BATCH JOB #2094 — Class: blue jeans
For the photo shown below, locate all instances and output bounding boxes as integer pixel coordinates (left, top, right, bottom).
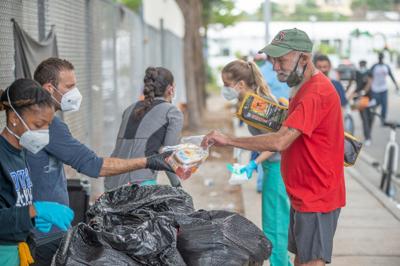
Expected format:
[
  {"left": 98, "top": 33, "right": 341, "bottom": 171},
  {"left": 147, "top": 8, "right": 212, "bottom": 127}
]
[{"left": 372, "top": 90, "right": 388, "bottom": 121}]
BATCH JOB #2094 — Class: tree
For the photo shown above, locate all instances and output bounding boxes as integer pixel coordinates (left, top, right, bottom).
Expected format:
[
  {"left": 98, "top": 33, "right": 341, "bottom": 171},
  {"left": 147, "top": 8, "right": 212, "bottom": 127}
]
[
  {"left": 176, "top": 0, "right": 204, "bottom": 129},
  {"left": 251, "top": 2, "right": 284, "bottom": 21},
  {"left": 251, "top": 0, "right": 348, "bottom": 21},
  {"left": 115, "top": 0, "right": 142, "bottom": 11},
  {"left": 201, "top": 0, "right": 241, "bottom": 108},
  {"left": 351, "top": 0, "right": 396, "bottom": 11},
  {"left": 175, "top": 0, "right": 241, "bottom": 129},
  {"left": 202, "top": 0, "right": 241, "bottom": 29}
]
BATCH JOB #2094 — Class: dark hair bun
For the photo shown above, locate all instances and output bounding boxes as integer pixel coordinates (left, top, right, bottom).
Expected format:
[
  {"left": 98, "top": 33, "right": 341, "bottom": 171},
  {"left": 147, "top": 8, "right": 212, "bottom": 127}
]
[
  {"left": 143, "top": 67, "right": 158, "bottom": 98},
  {"left": 144, "top": 67, "right": 158, "bottom": 83},
  {"left": 136, "top": 67, "right": 174, "bottom": 119}
]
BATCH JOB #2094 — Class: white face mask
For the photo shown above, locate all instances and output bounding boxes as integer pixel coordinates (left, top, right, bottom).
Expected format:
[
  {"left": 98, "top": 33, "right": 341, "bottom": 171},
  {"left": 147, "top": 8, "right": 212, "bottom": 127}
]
[
  {"left": 172, "top": 87, "right": 177, "bottom": 101},
  {"left": 52, "top": 86, "right": 82, "bottom": 112},
  {"left": 6, "top": 89, "right": 49, "bottom": 154},
  {"left": 221, "top": 85, "right": 239, "bottom": 101},
  {"left": 6, "top": 127, "right": 49, "bottom": 154}
]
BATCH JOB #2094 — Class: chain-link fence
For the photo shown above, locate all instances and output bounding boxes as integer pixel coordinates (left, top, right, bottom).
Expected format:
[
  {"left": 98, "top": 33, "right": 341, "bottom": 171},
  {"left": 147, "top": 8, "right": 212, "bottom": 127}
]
[{"left": 0, "top": 0, "right": 186, "bottom": 196}]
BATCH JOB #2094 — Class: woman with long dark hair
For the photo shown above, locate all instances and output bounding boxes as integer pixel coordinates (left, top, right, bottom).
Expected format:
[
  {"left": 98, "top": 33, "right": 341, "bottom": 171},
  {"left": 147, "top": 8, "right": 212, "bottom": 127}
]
[{"left": 105, "top": 67, "right": 184, "bottom": 190}]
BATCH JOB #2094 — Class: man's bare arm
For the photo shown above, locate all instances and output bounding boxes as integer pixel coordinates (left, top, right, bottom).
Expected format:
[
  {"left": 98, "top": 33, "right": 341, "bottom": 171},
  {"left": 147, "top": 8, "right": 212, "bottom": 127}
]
[
  {"left": 99, "top": 151, "right": 173, "bottom": 177},
  {"left": 227, "top": 126, "right": 301, "bottom": 152},
  {"left": 100, "top": 157, "right": 147, "bottom": 177}
]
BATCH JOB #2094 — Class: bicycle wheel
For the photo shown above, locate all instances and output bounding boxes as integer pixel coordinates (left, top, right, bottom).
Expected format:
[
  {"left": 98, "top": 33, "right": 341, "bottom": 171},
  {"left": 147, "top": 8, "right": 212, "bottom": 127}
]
[{"left": 344, "top": 114, "right": 354, "bottom": 135}]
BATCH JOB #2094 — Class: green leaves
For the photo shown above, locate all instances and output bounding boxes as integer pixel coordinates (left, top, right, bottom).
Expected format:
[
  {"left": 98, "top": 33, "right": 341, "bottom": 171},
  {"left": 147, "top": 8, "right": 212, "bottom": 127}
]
[
  {"left": 116, "top": 0, "right": 142, "bottom": 12},
  {"left": 203, "top": 0, "right": 242, "bottom": 28}
]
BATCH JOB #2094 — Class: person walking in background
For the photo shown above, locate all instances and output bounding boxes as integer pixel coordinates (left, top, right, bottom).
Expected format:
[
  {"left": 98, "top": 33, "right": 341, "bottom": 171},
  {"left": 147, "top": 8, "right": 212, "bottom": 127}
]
[
  {"left": 353, "top": 60, "right": 373, "bottom": 146},
  {"left": 314, "top": 54, "right": 348, "bottom": 108},
  {"left": 104, "top": 67, "right": 183, "bottom": 190},
  {"left": 369, "top": 52, "right": 399, "bottom": 122},
  {"left": 221, "top": 59, "right": 292, "bottom": 266}
]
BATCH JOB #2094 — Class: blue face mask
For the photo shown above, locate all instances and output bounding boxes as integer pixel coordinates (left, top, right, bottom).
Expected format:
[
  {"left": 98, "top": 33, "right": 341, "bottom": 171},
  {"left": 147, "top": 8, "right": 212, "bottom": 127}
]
[{"left": 221, "top": 83, "right": 239, "bottom": 101}]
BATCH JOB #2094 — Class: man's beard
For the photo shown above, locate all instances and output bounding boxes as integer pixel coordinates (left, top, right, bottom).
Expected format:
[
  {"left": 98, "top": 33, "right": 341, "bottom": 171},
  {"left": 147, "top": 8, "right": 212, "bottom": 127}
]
[
  {"left": 277, "top": 65, "right": 305, "bottom": 83},
  {"left": 276, "top": 71, "right": 290, "bottom": 82}
]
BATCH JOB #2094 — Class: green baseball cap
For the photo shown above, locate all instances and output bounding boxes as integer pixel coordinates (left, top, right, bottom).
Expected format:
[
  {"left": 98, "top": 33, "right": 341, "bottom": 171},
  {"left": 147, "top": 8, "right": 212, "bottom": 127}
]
[{"left": 259, "top": 28, "right": 313, "bottom": 57}]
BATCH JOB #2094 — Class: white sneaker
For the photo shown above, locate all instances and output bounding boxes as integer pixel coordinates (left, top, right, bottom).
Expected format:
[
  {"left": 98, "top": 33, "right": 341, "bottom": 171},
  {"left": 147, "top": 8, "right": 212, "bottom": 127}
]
[{"left": 364, "top": 139, "right": 371, "bottom": 147}]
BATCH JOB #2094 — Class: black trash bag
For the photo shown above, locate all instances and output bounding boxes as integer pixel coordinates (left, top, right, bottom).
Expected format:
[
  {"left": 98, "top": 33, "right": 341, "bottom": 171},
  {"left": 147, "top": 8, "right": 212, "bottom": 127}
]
[
  {"left": 53, "top": 214, "right": 186, "bottom": 266},
  {"left": 54, "top": 185, "right": 189, "bottom": 266},
  {"left": 87, "top": 184, "right": 194, "bottom": 220},
  {"left": 177, "top": 210, "right": 272, "bottom": 266},
  {"left": 344, "top": 132, "right": 363, "bottom": 167},
  {"left": 90, "top": 212, "right": 186, "bottom": 265},
  {"left": 52, "top": 223, "right": 139, "bottom": 266}
]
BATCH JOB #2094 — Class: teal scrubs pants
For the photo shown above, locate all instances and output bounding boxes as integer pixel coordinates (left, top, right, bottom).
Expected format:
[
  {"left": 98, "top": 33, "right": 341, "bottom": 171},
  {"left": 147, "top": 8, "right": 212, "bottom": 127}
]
[
  {"left": 261, "top": 160, "right": 292, "bottom": 266},
  {"left": 0, "top": 245, "right": 19, "bottom": 266},
  {"left": 140, "top": 179, "right": 157, "bottom": 186}
]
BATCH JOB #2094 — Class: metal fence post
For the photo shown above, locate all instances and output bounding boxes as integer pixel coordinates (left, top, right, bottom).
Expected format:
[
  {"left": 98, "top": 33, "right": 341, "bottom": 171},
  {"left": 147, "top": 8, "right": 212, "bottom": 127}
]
[{"left": 37, "top": 0, "right": 46, "bottom": 41}]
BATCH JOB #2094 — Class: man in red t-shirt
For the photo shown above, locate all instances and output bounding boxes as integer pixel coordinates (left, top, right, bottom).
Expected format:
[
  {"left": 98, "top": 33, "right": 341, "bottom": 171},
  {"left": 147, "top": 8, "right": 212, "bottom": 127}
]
[{"left": 202, "top": 28, "right": 345, "bottom": 266}]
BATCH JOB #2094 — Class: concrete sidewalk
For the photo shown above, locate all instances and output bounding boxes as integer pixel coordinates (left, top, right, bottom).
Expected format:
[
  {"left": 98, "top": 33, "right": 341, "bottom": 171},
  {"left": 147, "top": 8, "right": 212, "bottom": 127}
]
[{"left": 233, "top": 118, "right": 400, "bottom": 266}]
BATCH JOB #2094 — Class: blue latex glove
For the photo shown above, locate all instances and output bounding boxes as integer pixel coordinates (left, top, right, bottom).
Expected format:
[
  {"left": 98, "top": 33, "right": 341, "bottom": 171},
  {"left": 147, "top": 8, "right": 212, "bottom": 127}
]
[
  {"left": 240, "top": 160, "right": 258, "bottom": 179},
  {"left": 35, "top": 217, "right": 52, "bottom": 233},
  {"left": 227, "top": 163, "right": 239, "bottom": 174},
  {"left": 33, "top": 201, "right": 74, "bottom": 231}
]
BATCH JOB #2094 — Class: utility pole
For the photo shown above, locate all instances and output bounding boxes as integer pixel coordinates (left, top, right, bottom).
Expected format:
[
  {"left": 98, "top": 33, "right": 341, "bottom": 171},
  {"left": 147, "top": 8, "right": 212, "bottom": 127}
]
[{"left": 264, "top": 0, "right": 271, "bottom": 44}]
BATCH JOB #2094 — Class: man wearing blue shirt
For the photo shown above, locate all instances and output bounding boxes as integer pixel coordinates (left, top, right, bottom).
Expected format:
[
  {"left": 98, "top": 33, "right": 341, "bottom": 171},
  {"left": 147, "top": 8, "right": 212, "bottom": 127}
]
[
  {"left": 314, "top": 54, "right": 348, "bottom": 107},
  {"left": 28, "top": 58, "right": 173, "bottom": 265}
]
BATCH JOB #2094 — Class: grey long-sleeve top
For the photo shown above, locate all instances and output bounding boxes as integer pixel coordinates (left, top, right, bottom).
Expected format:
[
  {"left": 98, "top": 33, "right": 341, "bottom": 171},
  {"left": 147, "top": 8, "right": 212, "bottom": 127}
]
[{"left": 104, "top": 97, "right": 183, "bottom": 190}]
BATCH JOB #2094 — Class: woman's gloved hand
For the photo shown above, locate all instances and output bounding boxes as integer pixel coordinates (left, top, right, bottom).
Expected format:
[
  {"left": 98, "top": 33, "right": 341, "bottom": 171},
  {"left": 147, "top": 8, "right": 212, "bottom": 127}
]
[
  {"left": 33, "top": 201, "right": 74, "bottom": 231},
  {"left": 34, "top": 217, "right": 52, "bottom": 233},
  {"left": 146, "top": 151, "right": 174, "bottom": 172},
  {"left": 240, "top": 160, "right": 258, "bottom": 179}
]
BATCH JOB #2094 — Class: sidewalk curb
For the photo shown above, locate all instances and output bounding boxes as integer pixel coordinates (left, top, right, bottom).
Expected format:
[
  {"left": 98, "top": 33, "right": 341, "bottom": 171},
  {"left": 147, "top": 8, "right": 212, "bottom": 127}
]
[
  {"left": 358, "top": 149, "right": 400, "bottom": 190},
  {"left": 346, "top": 167, "right": 400, "bottom": 221},
  {"left": 358, "top": 150, "right": 379, "bottom": 166}
]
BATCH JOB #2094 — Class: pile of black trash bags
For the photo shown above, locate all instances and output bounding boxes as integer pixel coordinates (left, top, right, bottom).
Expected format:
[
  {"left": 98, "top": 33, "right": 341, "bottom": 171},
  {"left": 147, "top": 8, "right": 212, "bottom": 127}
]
[{"left": 52, "top": 185, "right": 272, "bottom": 266}]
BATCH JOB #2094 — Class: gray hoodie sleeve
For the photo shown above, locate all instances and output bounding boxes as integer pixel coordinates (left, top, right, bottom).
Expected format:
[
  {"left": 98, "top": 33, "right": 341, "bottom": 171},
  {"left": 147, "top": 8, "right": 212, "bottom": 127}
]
[
  {"left": 164, "top": 106, "right": 184, "bottom": 186},
  {"left": 163, "top": 106, "right": 184, "bottom": 146}
]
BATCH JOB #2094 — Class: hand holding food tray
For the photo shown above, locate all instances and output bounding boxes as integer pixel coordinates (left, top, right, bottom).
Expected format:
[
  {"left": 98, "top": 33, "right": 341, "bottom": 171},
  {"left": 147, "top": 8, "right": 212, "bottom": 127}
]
[
  {"left": 162, "top": 135, "right": 213, "bottom": 180},
  {"left": 237, "top": 93, "right": 363, "bottom": 167}
]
